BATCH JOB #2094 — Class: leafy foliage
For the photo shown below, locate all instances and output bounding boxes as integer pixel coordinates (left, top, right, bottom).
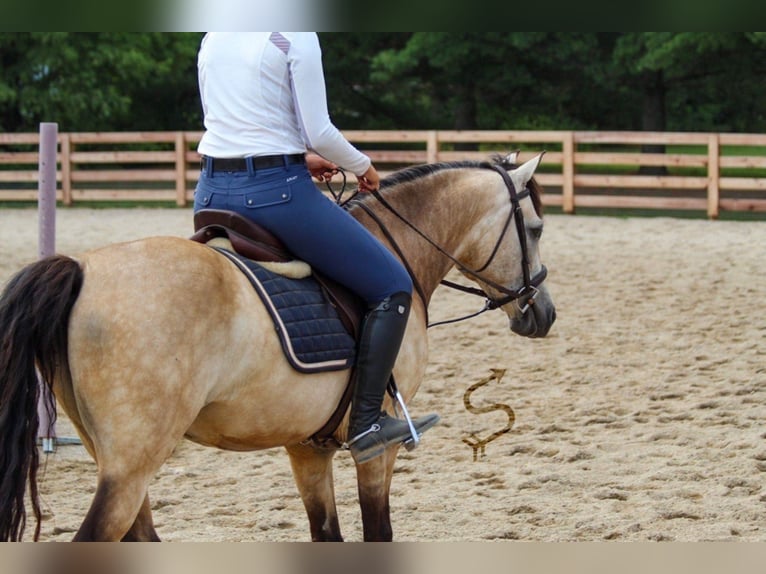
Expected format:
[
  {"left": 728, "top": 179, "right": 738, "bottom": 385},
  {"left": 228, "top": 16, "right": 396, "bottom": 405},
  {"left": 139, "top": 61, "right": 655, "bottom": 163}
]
[
  {"left": 0, "top": 32, "right": 202, "bottom": 132},
  {"left": 1, "top": 33, "right": 765, "bottom": 134}
]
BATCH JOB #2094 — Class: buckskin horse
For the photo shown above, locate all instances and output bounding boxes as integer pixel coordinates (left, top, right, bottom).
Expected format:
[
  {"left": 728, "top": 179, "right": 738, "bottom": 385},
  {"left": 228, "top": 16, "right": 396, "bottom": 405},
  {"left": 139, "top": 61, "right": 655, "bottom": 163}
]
[{"left": 0, "top": 153, "right": 555, "bottom": 541}]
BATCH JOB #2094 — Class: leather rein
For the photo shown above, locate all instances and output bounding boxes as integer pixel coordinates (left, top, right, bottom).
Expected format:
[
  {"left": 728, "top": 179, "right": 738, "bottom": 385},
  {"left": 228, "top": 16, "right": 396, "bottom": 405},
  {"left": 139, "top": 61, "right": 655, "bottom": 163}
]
[{"left": 338, "top": 164, "right": 548, "bottom": 328}]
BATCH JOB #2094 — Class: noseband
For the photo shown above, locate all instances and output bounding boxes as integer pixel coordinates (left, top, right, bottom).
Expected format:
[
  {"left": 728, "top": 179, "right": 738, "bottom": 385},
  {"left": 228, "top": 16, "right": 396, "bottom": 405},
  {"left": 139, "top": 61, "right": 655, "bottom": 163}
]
[{"left": 349, "top": 164, "right": 547, "bottom": 327}]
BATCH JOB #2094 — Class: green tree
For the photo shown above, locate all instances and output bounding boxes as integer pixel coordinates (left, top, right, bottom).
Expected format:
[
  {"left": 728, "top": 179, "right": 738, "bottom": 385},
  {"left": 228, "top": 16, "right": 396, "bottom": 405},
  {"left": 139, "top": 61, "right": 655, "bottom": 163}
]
[
  {"left": 0, "top": 32, "right": 201, "bottom": 132},
  {"left": 609, "top": 32, "right": 766, "bottom": 172},
  {"left": 326, "top": 32, "right": 766, "bottom": 135},
  {"left": 319, "top": 32, "right": 414, "bottom": 129},
  {"left": 122, "top": 33, "right": 203, "bottom": 131},
  {"left": 358, "top": 33, "right": 622, "bottom": 133},
  {"left": 3, "top": 33, "right": 766, "bottom": 136},
  {"left": 613, "top": 32, "right": 766, "bottom": 133}
]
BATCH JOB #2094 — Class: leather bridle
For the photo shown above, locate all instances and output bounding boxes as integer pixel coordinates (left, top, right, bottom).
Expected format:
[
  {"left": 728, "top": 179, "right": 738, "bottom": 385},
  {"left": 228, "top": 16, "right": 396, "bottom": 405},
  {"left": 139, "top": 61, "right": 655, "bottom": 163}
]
[{"left": 347, "top": 163, "right": 548, "bottom": 327}]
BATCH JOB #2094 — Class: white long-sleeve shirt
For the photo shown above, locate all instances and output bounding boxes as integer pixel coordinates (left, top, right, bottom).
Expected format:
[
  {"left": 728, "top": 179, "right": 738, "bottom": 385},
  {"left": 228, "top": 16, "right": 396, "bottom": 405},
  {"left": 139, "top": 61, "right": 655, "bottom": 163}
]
[{"left": 197, "top": 32, "right": 371, "bottom": 176}]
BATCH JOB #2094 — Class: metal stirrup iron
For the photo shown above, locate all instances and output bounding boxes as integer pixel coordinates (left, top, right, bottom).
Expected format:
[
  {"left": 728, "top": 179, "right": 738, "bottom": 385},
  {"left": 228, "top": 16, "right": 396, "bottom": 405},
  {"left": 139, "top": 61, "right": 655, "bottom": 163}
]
[{"left": 389, "top": 382, "right": 421, "bottom": 451}]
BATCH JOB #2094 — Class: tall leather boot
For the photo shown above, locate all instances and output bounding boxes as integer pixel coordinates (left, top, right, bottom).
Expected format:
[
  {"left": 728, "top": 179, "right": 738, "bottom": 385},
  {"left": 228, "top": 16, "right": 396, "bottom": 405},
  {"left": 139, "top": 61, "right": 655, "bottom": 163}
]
[{"left": 347, "top": 291, "right": 440, "bottom": 464}]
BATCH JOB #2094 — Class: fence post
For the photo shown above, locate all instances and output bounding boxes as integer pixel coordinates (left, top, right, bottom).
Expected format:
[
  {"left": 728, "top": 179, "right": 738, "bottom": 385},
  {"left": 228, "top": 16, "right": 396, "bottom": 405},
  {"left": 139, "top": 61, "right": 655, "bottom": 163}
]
[
  {"left": 175, "top": 131, "right": 187, "bottom": 207},
  {"left": 37, "top": 122, "right": 58, "bottom": 453},
  {"left": 707, "top": 133, "right": 720, "bottom": 219},
  {"left": 562, "top": 131, "right": 575, "bottom": 214},
  {"left": 427, "top": 131, "right": 438, "bottom": 163},
  {"left": 60, "top": 133, "right": 72, "bottom": 206}
]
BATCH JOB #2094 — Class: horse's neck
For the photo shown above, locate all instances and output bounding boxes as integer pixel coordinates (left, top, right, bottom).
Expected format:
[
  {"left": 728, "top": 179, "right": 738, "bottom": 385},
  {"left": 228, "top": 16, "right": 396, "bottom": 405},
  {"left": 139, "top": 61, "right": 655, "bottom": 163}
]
[{"left": 352, "top": 170, "right": 497, "bottom": 304}]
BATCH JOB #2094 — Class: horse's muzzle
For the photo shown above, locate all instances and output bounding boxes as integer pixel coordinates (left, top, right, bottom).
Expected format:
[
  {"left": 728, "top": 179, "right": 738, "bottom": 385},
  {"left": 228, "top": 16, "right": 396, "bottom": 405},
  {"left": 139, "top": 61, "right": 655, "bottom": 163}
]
[{"left": 509, "top": 288, "right": 556, "bottom": 338}]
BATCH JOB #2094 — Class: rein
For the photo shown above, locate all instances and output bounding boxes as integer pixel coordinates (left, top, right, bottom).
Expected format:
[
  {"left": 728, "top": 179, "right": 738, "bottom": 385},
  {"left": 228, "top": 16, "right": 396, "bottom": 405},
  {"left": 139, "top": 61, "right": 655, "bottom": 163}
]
[
  {"left": 330, "top": 164, "right": 547, "bottom": 328},
  {"left": 324, "top": 168, "right": 349, "bottom": 203}
]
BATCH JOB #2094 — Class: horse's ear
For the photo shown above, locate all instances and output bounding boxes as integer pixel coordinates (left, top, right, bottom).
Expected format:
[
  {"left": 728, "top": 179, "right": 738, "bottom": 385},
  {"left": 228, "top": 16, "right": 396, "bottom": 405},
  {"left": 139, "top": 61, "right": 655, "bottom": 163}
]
[
  {"left": 504, "top": 150, "right": 521, "bottom": 165},
  {"left": 509, "top": 151, "right": 545, "bottom": 188}
]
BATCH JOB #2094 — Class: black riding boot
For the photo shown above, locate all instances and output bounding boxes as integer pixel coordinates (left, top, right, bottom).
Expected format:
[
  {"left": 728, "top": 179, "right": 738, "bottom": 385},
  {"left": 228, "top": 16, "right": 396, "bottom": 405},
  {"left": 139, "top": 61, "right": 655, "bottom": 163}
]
[{"left": 347, "top": 291, "right": 440, "bottom": 464}]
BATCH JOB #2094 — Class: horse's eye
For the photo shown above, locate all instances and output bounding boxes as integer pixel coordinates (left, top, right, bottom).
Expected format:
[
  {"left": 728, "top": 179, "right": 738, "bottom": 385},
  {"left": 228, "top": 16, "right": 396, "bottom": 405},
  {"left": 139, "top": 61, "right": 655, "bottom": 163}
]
[{"left": 529, "top": 225, "right": 543, "bottom": 240}]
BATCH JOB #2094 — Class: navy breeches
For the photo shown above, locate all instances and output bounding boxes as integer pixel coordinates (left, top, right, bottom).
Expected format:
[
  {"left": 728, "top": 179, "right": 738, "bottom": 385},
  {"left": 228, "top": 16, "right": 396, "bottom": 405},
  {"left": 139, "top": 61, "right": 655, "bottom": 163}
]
[{"left": 194, "top": 161, "right": 412, "bottom": 306}]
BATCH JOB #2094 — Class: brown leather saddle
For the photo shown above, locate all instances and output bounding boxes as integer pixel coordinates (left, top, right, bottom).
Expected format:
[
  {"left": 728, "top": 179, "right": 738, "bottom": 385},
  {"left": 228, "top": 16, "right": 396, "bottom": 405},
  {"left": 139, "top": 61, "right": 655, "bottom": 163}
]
[{"left": 190, "top": 209, "right": 365, "bottom": 446}]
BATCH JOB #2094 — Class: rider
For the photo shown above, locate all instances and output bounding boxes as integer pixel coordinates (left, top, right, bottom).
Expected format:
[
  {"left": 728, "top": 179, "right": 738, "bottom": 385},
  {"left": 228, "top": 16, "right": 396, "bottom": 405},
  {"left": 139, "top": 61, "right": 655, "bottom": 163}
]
[{"left": 194, "top": 32, "right": 439, "bottom": 463}]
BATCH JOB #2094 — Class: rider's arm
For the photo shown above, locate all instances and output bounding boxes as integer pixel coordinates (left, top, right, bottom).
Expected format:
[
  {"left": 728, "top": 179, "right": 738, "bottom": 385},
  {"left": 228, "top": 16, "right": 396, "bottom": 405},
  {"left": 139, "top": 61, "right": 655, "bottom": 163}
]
[{"left": 287, "top": 34, "right": 372, "bottom": 179}]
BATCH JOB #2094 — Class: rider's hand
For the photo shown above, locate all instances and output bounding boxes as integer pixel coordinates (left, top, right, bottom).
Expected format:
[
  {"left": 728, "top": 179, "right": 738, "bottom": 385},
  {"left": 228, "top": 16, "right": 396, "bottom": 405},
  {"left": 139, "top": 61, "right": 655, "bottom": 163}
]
[
  {"left": 306, "top": 153, "right": 338, "bottom": 182},
  {"left": 357, "top": 164, "right": 380, "bottom": 193}
]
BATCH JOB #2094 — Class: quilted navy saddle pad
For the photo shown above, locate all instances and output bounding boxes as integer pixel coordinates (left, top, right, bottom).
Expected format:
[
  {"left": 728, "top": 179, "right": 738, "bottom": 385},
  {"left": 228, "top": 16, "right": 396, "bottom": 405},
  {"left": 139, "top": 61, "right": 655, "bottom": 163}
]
[{"left": 214, "top": 247, "right": 356, "bottom": 373}]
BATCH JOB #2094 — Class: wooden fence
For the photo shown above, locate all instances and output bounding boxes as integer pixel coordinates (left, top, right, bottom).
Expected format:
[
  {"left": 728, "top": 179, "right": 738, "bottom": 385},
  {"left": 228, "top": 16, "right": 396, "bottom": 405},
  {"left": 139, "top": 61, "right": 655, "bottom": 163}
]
[{"left": 1, "top": 130, "right": 765, "bottom": 218}]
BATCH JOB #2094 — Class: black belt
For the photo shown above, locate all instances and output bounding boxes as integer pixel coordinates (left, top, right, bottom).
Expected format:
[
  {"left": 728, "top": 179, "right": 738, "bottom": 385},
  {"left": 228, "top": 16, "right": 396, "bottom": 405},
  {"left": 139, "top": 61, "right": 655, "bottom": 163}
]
[{"left": 203, "top": 153, "right": 305, "bottom": 173}]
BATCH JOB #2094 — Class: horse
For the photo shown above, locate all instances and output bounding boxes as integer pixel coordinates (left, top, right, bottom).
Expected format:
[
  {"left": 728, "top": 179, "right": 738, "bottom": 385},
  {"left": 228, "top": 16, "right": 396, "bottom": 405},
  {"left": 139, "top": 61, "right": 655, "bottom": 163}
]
[{"left": 0, "top": 152, "right": 555, "bottom": 542}]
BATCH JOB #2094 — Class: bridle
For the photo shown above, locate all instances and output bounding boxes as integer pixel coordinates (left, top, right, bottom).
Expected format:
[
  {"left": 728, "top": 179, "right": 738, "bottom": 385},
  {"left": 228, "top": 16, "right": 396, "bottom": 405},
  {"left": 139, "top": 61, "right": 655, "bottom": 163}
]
[{"left": 340, "top": 163, "right": 548, "bottom": 328}]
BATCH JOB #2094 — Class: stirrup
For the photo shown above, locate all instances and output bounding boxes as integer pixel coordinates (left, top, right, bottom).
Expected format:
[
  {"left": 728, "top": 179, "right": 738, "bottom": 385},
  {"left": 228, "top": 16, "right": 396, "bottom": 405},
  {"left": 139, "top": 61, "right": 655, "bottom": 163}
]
[
  {"left": 345, "top": 412, "right": 440, "bottom": 463},
  {"left": 391, "top": 388, "right": 421, "bottom": 451}
]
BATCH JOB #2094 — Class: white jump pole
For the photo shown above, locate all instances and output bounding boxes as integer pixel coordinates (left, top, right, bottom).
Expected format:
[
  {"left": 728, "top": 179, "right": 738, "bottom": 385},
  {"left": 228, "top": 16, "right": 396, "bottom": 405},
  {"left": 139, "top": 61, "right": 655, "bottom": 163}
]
[{"left": 37, "top": 122, "right": 58, "bottom": 453}]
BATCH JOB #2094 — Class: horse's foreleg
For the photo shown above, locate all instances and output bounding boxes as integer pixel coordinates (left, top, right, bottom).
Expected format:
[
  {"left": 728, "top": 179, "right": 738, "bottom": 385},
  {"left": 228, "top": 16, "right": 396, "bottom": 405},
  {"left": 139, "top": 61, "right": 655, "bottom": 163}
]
[
  {"left": 120, "top": 494, "right": 161, "bottom": 542},
  {"left": 285, "top": 443, "right": 343, "bottom": 542},
  {"left": 355, "top": 448, "right": 398, "bottom": 541}
]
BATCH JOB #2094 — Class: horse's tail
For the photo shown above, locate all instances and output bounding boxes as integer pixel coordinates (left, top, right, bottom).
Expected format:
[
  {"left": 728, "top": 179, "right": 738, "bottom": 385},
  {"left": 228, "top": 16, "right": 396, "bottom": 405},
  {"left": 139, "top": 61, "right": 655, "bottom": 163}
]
[{"left": 0, "top": 255, "right": 83, "bottom": 542}]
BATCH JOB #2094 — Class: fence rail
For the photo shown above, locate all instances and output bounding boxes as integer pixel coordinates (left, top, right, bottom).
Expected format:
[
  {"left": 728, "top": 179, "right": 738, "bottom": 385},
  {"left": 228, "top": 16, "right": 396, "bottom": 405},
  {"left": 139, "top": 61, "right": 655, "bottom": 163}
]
[{"left": 2, "top": 130, "right": 766, "bottom": 218}]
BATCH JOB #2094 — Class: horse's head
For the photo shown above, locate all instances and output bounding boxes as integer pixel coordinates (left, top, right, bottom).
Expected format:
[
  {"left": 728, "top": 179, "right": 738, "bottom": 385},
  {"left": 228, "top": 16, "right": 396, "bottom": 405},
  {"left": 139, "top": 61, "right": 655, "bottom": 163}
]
[
  {"left": 363, "top": 153, "right": 555, "bottom": 338},
  {"left": 459, "top": 152, "right": 556, "bottom": 338}
]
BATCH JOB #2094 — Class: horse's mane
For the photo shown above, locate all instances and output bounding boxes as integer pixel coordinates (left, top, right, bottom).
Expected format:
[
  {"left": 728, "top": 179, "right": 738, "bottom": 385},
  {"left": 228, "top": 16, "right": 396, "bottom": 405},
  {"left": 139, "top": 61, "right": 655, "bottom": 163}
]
[{"left": 377, "top": 155, "right": 543, "bottom": 216}]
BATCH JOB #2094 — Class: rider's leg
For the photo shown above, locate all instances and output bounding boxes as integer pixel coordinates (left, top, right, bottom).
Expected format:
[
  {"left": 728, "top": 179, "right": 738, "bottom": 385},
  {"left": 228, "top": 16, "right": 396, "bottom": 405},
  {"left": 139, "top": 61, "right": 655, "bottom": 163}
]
[{"left": 346, "top": 291, "right": 439, "bottom": 463}]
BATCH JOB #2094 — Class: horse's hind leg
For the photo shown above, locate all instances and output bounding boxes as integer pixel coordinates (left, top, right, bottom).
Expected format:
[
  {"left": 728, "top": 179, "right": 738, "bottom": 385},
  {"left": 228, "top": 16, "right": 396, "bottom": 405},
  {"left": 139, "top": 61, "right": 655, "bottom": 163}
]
[
  {"left": 285, "top": 443, "right": 343, "bottom": 541},
  {"left": 121, "top": 494, "right": 161, "bottom": 542},
  {"left": 355, "top": 449, "right": 398, "bottom": 541},
  {"left": 72, "top": 465, "right": 158, "bottom": 542},
  {"left": 69, "top": 421, "right": 184, "bottom": 541},
  {"left": 51, "top": 385, "right": 160, "bottom": 541}
]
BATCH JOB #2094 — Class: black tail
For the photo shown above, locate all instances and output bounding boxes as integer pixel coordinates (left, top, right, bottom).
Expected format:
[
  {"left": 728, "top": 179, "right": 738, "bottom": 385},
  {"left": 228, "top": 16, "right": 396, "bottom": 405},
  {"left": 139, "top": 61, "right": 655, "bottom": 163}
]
[{"left": 0, "top": 255, "right": 83, "bottom": 541}]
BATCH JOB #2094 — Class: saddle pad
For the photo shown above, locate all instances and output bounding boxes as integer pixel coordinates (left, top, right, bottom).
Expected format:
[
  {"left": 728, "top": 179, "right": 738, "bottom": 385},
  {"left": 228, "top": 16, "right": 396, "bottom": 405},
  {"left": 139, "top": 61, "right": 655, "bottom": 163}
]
[{"left": 214, "top": 247, "right": 356, "bottom": 373}]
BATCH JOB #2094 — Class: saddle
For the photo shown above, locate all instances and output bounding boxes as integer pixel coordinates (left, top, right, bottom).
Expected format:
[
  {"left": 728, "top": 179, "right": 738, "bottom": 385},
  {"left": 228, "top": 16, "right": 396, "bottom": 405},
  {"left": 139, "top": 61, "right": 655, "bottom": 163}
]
[
  {"left": 190, "top": 209, "right": 364, "bottom": 339},
  {"left": 190, "top": 209, "right": 366, "bottom": 446}
]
